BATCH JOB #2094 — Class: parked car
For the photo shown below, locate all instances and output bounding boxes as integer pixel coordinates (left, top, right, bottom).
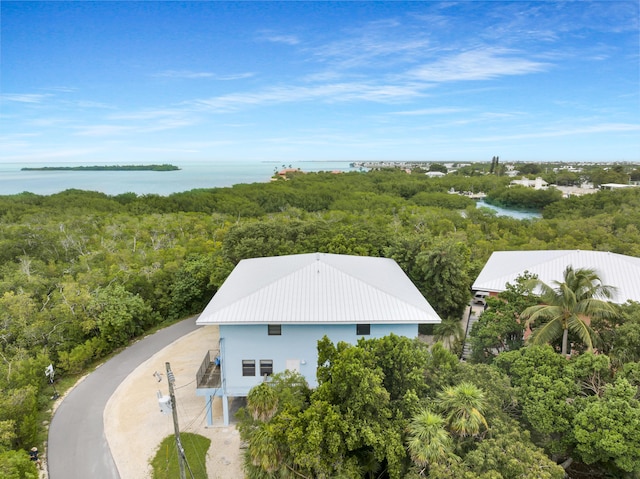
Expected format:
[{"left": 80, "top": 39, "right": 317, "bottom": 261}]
[{"left": 472, "top": 291, "right": 490, "bottom": 305}]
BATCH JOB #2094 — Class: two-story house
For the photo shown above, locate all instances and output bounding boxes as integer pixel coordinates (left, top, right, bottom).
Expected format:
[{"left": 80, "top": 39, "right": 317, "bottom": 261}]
[{"left": 195, "top": 252, "right": 441, "bottom": 425}]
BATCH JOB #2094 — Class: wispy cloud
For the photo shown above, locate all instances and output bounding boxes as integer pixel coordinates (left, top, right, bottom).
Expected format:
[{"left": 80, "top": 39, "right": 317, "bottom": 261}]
[
  {"left": 156, "top": 70, "right": 215, "bottom": 79},
  {"left": 191, "top": 81, "right": 428, "bottom": 112},
  {"left": 258, "top": 31, "right": 300, "bottom": 45},
  {"left": 72, "top": 107, "right": 197, "bottom": 136},
  {"left": 73, "top": 125, "right": 135, "bottom": 137},
  {"left": 1, "top": 93, "right": 51, "bottom": 103},
  {"left": 73, "top": 116, "right": 195, "bottom": 136},
  {"left": 473, "top": 123, "right": 640, "bottom": 142},
  {"left": 312, "top": 29, "right": 431, "bottom": 70},
  {"left": 409, "top": 47, "right": 549, "bottom": 82},
  {"left": 0, "top": 147, "right": 101, "bottom": 162},
  {"left": 390, "top": 107, "right": 468, "bottom": 116},
  {"left": 155, "top": 70, "right": 254, "bottom": 80}
]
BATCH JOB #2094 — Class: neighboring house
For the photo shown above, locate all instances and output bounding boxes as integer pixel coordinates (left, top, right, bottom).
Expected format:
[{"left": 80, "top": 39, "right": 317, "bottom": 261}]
[
  {"left": 600, "top": 183, "right": 637, "bottom": 190},
  {"left": 195, "top": 252, "right": 442, "bottom": 425},
  {"left": 472, "top": 250, "right": 640, "bottom": 305},
  {"left": 509, "top": 176, "right": 548, "bottom": 189}
]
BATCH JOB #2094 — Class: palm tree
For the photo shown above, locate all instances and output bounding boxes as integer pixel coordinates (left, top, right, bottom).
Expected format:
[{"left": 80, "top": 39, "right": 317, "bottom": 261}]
[
  {"left": 436, "top": 382, "right": 488, "bottom": 438},
  {"left": 247, "top": 383, "right": 278, "bottom": 422},
  {"left": 521, "top": 266, "right": 618, "bottom": 356},
  {"left": 433, "top": 318, "right": 464, "bottom": 352},
  {"left": 247, "top": 423, "right": 282, "bottom": 473},
  {"left": 407, "top": 410, "right": 458, "bottom": 473}
]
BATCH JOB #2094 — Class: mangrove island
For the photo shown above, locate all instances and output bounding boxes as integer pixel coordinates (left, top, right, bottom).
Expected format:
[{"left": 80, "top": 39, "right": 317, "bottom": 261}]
[{"left": 21, "top": 164, "right": 181, "bottom": 172}]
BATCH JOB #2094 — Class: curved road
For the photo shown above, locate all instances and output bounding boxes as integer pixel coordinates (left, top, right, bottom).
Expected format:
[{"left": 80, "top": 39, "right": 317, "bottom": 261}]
[{"left": 48, "top": 317, "right": 200, "bottom": 479}]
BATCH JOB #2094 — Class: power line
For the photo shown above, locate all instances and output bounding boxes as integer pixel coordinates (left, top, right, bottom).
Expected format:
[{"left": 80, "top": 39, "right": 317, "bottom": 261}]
[{"left": 166, "top": 362, "right": 187, "bottom": 479}]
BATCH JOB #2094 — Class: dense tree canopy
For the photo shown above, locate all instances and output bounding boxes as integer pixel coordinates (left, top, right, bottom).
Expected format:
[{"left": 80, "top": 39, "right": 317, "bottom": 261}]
[{"left": 1, "top": 168, "right": 640, "bottom": 476}]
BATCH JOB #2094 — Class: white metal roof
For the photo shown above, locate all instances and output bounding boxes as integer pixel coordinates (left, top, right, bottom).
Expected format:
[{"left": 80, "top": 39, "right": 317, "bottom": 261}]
[
  {"left": 196, "top": 252, "right": 441, "bottom": 325},
  {"left": 472, "top": 250, "right": 640, "bottom": 304}
]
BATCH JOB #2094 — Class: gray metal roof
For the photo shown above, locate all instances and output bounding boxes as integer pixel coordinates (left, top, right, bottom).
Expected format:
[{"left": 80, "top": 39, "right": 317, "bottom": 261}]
[
  {"left": 472, "top": 250, "right": 640, "bottom": 304},
  {"left": 196, "top": 253, "right": 441, "bottom": 325}
]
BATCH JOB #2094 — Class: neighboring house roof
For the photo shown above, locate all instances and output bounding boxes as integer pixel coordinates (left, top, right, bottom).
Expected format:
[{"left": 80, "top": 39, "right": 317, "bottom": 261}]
[
  {"left": 510, "top": 177, "right": 548, "bottom": 189},
  {"left": 197, "top": 252, "right": 441, "bottom": 325},
  {"left": 472, "top": 250, "right": 640, "bottom": 304}
]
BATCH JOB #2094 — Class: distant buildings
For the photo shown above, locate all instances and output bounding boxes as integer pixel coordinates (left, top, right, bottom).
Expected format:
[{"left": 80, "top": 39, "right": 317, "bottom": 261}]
[{"left": 509, "top": 177, "right": 548, "bottom": 189}]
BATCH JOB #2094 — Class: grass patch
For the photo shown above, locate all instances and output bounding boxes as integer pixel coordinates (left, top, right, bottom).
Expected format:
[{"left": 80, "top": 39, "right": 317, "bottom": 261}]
[{"left": 151, "top": 433, "right": 211, "bottom": 479}]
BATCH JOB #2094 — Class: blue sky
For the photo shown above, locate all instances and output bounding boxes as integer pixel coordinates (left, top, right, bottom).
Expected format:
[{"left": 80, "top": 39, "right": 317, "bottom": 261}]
[{"left": 1, "top": 1, "right": 639, "bottom": 165}]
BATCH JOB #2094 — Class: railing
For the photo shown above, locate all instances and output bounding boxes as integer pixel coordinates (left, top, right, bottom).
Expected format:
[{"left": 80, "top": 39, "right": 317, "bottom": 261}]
[{"left": 196, "top": 349, "right": 221, "bottom": 389}]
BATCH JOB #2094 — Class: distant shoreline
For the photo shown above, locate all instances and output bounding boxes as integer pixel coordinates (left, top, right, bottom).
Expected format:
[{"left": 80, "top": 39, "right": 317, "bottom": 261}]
[{"left": 21, "top": 164, "right": 180, "bottom": 172}]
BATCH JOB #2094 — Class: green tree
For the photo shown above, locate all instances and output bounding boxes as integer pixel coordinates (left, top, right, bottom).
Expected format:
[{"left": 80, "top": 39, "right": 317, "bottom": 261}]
[
  {"left": 246, "top": 383, "right": 278, "bottom": 422},
  {"left": 407, "top": 410, "right": 459, "bottom": 474},
  {"left": 168, "top": 253, "right": 215, "bottom": 319},
  {"left": 414, "top": 237, "right": 472, "bottom": 319},
  {"left": 0, "top": 450, "right": 38, "bottom": 479},
  {"left": 469, "top": 273, "right": 538, "bottom": 363},
  {"left": 433, "top": 318, "right": 464, "bottom": 353},
  {"left": 594, "top": 301, "right": 640, "bottom": 366},
  {"left": 359, "top": 334, "right": 431, "bottom": 405},
  {"left": 464, "top": 429, "right": 565, "bottom": 479},
  {"left": 494, "top": 346, "right": 577, "bottom": 458},
  {"left": 89, "top": 283, "right": 155, "bottom": 347},
  {"left": 573, "top": 378, "right": 640, "bottom": 474},
  {"left": 521, "top": 266, "right": 618, "bottom": 355},
  {"left": 436, "top": 382, "right": 488, "bottom": 439}
]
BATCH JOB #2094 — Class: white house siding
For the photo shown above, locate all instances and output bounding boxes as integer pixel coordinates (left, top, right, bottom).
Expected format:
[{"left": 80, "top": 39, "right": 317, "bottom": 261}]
[{"left": 220, "top": 322, "right": 418, "bottom": 394}]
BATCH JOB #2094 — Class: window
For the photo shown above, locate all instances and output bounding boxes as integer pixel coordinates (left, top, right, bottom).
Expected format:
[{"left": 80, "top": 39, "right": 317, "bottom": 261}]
[
  {"left": 356, "top": 323, "right": 370, "bottom": 335},
  {"left": 268, "top": 324, "right": 281, "bottom": 336},
  {"left": 260, "top": 360, "right": 273, "bottom": 377},
  {"left": 242, "top": 360, "right": 255, "bottom": 376}
]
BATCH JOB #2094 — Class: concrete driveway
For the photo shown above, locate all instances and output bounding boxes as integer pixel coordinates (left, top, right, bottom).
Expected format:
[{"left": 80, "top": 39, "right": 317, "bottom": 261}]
[{"left": 47, "top": 317, "right": 200, "bottom": 479}]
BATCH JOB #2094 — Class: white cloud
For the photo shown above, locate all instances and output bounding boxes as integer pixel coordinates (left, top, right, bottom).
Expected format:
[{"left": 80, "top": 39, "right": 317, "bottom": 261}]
[
  {"left": 409, "top": 48, "right": 549, "bottom": 82},
  {"left": 312, "top": 34, "right": 431, "bottom": 70},
  {"left": 259, "top": 32, "right": 300, "bottom": 45},
  {"left": 473, "top": 123, "right": 640, "bottom": 142},
  {"left": 390, "top": 107, "right": 468, "bottom": 116},
  {"left": 73, "top": 125, "right": 134, "bottom": 137},
  {"left": 1, "top": 93, "right": 51, "bottom": 103},
  {"left": 0, "top": 147, "right": 100, "bottom": 162},
  {"left": 73, "top": 116, "right": 195, "bottom": 136},
  {"left": 155, "top": 70, "right": 254, "bottom": 80},
  {"left": 190, "top": 81, "right": 428, "bottom": 112}
]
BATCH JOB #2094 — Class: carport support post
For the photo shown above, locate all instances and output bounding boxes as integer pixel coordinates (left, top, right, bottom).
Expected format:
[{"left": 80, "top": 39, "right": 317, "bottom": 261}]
[
  {"left": 166, "top": 362, "right": 187, "bottom": 479},
  {"left": 222, "top": 394, "right": 230, "bottom": 426},
  {"left": 205, "top": 395, "right": 213, "bottom": 426}
]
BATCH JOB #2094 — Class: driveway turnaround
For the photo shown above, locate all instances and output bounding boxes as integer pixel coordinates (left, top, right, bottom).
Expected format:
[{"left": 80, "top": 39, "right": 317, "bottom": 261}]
[{"left": 48, "top": 317, "right": 200, "bottom": 479}]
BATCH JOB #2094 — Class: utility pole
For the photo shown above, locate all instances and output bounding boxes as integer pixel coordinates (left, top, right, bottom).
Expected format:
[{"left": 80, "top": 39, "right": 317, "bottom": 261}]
[{"left": 166, "top": 362, "right": 187, "bottom": 479}]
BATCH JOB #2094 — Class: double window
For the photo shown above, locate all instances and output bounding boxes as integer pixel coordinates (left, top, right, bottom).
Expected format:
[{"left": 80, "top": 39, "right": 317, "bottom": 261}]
[{"left": 242, "top": 359, "right": 274, "bottom": 377}]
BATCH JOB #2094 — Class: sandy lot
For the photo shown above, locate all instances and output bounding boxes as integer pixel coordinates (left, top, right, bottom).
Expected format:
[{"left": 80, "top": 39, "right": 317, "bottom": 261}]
[{"left": 104, "top": 326, "right": 244, "bottom": 479}]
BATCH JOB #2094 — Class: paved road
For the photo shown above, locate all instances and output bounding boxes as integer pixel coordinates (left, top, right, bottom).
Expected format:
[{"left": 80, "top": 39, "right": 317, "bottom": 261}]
[{"left": 48, "top": 317, "right": 200, "bottom": 479}]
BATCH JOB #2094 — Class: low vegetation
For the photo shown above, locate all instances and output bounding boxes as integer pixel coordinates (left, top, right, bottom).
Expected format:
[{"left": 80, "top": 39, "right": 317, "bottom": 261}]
[
  {"left": 1, "top": 167, "right": 639, "bottom": 476},
  {"left": 150, "top": 433, "right": 210, "bottom": 479}
]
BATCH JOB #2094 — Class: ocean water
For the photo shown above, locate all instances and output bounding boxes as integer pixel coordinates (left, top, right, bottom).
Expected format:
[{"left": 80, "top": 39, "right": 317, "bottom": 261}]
[{"left": 0, "top": 160, "right": 358, "bottom": 196}]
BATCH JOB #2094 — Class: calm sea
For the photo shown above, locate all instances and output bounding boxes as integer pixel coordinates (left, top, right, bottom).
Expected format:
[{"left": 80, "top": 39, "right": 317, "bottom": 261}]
[{"left": 0, "top": 160, "right": 359, "bottom": 196}]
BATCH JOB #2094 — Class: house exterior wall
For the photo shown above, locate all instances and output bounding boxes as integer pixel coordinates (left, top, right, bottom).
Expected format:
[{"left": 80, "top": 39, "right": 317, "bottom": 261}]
[{"left": 219, "top": 323, "right": 418, "bottom": 395}]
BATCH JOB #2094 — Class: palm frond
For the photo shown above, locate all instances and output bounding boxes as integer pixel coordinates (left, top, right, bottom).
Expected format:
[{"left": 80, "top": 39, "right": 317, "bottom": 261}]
[
  {"left": 567, "top": 316, "right": 598, "bottom": 351},
  {"left": 528, "top": 317, "right": 564, "bottom": 346}
]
